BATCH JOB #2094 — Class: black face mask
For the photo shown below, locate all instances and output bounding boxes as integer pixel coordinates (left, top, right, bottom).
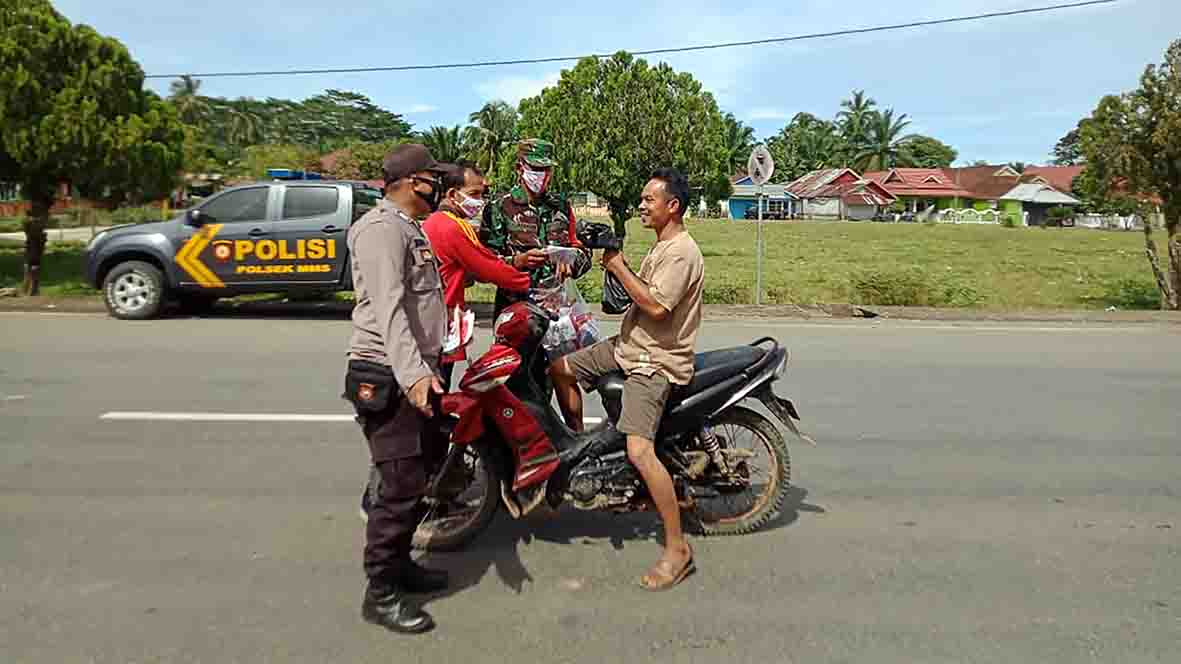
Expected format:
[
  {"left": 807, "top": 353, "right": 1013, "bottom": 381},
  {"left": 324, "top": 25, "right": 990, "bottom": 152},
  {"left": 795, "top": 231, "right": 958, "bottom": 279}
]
[{"left": 413, "top": 176, "right": 444, "bottom": 212}]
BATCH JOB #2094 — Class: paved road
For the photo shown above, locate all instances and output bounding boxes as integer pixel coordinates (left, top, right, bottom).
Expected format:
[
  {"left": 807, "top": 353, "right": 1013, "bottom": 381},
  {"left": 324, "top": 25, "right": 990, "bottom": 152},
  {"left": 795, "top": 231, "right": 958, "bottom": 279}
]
[
  {"left": 0, "top": 226, "right": 112, "bottom": 244},
  {"left": 2, "top": 312, "right": 1179, "bottom": 663}
]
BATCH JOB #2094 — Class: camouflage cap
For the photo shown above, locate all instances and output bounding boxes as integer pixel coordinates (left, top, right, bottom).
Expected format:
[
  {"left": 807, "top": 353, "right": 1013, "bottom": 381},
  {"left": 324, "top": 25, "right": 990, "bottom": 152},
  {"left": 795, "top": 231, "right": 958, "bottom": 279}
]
[{"left": 517, "top": 138, "right": 557, "bottom": 168}]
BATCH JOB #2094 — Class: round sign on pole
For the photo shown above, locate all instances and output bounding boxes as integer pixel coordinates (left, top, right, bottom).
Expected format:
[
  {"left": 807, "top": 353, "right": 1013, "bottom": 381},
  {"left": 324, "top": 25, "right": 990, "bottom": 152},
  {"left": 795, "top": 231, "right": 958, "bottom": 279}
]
[{"left": 747, "top": 145, "right": 775, "bottom": 186}]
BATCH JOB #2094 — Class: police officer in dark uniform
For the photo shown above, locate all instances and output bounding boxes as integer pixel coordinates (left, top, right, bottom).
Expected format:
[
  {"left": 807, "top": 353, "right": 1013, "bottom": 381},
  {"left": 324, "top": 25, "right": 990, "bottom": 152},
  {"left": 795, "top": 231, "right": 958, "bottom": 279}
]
[{"left": 343, "top": 143, "right": 450, "bottom": 634}]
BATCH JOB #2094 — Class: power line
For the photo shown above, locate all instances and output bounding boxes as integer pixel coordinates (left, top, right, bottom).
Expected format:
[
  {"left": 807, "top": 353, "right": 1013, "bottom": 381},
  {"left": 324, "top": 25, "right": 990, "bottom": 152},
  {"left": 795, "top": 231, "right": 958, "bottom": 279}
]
[{"left": 145, "top": 0, "right": 1116, "bottom": 80}]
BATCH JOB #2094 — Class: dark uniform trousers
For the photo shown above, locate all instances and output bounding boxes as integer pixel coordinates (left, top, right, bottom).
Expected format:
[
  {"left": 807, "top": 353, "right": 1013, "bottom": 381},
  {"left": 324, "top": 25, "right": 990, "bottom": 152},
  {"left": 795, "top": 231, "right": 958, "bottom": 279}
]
[{"left": 357, "top": 398, "right": 448, "bottom": 584}]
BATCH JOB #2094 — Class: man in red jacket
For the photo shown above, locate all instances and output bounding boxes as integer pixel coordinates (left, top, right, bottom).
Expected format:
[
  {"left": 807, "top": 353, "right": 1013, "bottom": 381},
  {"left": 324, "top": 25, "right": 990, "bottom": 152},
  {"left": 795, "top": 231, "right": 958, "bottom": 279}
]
[{"left": 422, "top": 161, "right": 544, "bottom": 387}]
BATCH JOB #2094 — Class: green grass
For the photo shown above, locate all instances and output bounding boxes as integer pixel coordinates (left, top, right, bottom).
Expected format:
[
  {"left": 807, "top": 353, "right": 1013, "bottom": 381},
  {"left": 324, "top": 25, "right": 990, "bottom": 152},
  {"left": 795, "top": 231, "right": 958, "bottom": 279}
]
[
  {"left": 538, "top": 218, "right": 1160, "bottom": 310},
  {"left": 0, "top": 219, "right": 1164, "bottom": 309},
  {"left": 0, "top": 241, "right": 94, "bottom": 295},
  {"left": 0, "top": 205, "right": 172, "bottom": 234}
]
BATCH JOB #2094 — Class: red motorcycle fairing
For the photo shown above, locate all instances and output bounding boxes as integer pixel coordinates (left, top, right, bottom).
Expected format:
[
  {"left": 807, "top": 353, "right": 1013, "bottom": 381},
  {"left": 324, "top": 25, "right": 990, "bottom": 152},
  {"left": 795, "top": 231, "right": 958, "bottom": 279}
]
[
  {"left": 491, "top": 302, "right": 534, "bottom": 347},
  {"left": 483, "top": 385, "right": 560, "bottom": 491},
  {"left": 460, "top": 344, "right": 521, "bottom": 393},
  {"left": 440, "top": 392, "right": 482, "bottom": 445},
  {"left": 447, "top": 344, "right": 559, "bottom": 491}
]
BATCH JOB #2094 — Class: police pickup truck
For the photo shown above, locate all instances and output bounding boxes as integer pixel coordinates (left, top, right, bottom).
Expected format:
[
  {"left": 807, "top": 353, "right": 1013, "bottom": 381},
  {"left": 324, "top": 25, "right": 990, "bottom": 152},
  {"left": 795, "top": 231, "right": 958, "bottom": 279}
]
[{"left": 85, "top": 181, "right": 382, "bottom": 319}]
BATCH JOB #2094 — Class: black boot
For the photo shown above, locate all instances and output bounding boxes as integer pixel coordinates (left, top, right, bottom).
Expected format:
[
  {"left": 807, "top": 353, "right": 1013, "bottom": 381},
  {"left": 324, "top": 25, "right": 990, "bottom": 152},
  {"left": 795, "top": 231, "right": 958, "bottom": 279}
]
[
  {"left": 361, "top": 583, "right": 435, "bottom": 634},
  {"left": 400, "top": 560, "right": 449, "bottom": 594}
]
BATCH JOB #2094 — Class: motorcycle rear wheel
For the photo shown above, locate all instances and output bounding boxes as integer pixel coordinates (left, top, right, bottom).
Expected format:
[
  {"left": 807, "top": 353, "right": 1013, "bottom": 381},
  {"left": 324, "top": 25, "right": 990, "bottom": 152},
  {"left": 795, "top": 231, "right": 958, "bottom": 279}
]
[
  {"left": 684, "top": 406, "right": 791, "bottom": 536},
  {"left": 411, "top": 442, "right": 502, "bottom": 552}
]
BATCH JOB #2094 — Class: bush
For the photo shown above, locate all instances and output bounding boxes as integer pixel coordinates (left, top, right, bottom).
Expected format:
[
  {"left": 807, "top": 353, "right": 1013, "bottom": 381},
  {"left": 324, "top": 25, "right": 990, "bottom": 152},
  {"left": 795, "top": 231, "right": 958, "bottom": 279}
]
[
  {"left": 1100, "top": 278, "right": 1160, "bottom": 309},
  {"left": 1045, "top": 206, "right": 1074, "bottom": 227},
  {"left": 108, "top": 205, "right": 166, "bottom": 226},
  {"left": 849, "top": 268, "right": 983, "bottom": 307}
]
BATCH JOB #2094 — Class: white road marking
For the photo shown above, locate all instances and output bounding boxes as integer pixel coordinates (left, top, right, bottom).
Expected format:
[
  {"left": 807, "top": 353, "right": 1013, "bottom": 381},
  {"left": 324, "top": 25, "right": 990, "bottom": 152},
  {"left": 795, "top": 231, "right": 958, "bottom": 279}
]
[
  {"left": 3, "top": 395, "right": 28, "bottom": 401},
  {"left": 100, "top": 411, "right": 606, "bottom": 425}
]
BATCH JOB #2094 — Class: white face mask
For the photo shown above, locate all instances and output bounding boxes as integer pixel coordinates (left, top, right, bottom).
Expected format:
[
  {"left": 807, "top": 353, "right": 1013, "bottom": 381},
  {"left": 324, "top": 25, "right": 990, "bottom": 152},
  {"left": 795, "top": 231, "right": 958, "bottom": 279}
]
[
  {"left": 521, "top": 168, "right": 551, "bottom": 195},
  {"left": 454, "top": 191, "right": 486, "bottom": 220}
]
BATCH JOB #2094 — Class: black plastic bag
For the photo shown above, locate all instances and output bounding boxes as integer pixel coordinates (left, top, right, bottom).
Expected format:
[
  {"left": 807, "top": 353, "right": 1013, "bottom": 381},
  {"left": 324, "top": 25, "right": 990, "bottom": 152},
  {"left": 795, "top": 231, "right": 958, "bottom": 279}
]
[{"left": 602, "top": 270, "right": 632, "bottom": 314}]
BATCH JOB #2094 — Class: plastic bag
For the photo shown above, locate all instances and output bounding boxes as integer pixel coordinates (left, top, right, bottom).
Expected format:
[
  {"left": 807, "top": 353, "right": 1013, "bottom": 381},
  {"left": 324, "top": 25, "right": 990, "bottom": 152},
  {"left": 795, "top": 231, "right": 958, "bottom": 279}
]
[
  {"left": 602, "top": 271, "right": 633, "bottom": 315},
  {"left": 538, "top": 279, "right": 602, "bottom": 359},
  {"left": 541, "top": 245, "right": 582, "bottom": 267}
]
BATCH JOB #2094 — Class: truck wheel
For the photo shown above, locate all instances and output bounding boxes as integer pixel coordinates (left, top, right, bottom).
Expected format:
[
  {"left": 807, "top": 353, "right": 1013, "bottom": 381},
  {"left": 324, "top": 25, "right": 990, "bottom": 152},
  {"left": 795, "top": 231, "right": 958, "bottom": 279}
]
[{"left": 103, "top": 261, "right": 165, "bottom": 320}]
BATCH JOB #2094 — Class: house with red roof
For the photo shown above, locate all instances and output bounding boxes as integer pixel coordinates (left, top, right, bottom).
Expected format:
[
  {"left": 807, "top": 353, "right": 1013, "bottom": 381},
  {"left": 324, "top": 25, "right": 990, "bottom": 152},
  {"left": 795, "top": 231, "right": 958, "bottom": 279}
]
[
  {"left": 862, "top": 168, "right": 976, "bottom": 213},
  {"left": 865, "top": 165, "right": 1084, "bottom": 226},
  {"left": 785, "top": 168, "right": 896, "bottom": 220}
]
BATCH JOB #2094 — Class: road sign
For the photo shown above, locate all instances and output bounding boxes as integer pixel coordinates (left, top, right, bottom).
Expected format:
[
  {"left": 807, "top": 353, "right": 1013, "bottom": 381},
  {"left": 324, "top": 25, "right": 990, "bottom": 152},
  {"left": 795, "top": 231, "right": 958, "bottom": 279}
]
[
  {"left": 747, "top": 145, "right": 775, "bottom": 305},
  {"left": 747, "top": 145, "right": 774, "bottom": 186}
]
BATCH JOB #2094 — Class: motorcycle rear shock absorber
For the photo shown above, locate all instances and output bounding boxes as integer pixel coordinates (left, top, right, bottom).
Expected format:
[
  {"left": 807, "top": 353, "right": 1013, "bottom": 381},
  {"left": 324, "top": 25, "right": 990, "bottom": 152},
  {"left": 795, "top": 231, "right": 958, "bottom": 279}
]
[{"left": 698, "top": 426, "right": 730, "bottom": 474}]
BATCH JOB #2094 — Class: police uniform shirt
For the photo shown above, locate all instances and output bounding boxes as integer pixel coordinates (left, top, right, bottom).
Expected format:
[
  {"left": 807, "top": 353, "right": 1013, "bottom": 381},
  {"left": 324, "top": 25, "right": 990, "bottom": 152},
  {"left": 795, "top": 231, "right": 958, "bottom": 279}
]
[{"left": 347, "top": 198, "right": 446, "bottom": 388}]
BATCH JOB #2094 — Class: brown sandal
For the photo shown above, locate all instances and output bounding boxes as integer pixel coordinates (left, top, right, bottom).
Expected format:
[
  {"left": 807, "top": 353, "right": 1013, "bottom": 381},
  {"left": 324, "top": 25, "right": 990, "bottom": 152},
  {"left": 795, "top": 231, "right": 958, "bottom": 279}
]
[{"left": 639, "top": 555, "right": 696, "bottom": 591}]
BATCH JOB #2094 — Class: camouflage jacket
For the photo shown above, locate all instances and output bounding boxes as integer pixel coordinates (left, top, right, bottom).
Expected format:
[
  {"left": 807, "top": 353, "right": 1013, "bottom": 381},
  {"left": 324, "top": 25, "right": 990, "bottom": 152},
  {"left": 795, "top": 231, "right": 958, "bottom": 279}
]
[{"left": 480, "top": 184, "right": 592, "bottom": 288}]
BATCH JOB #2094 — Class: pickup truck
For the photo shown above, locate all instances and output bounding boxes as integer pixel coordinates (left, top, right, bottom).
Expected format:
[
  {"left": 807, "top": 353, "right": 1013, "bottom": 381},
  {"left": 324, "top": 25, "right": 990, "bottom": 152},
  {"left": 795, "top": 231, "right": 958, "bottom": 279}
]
[{"left": 85, "top": 180, "right": 382, "bottom": 319}]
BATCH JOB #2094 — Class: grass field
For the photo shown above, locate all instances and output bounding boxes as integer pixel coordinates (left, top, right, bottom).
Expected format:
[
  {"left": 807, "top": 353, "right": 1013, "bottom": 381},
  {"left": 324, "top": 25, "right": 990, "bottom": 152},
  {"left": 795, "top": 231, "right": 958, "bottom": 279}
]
[{"left": 0, "top": 220, "right": 1163, "bottom": 309}]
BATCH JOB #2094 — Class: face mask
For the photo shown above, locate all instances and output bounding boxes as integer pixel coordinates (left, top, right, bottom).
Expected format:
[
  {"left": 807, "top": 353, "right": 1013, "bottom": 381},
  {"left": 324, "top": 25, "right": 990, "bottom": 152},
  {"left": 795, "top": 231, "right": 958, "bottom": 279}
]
[
  {"left": 454, "top": 191, "right": 486, "bottom": 220},
  {"left": 521, "top": 168, "right": 551, "bottom": 195},
  {"left": 414, "top": 176, "right": 444, "bottom": 212}
]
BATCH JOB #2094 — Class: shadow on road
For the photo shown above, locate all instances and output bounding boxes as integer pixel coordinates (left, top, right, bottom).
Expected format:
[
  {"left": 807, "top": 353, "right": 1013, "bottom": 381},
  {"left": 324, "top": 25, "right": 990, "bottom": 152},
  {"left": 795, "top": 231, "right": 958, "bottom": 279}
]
[{"left": 414, "top": 484, "right": 823, "bottom": 605}]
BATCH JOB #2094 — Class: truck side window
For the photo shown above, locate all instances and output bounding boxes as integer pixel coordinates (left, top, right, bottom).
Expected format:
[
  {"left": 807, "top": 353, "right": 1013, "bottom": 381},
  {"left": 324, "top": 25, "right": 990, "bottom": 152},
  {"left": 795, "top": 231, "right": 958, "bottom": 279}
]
[
  {"left": 282, "top": 187, "right": 339, "bottom": 220},
  {"left": 351, "top": 186, "right": 381, "bottom": 222},
  {"left": 200, "top": 187, "right": 268, "bottom": 223}
]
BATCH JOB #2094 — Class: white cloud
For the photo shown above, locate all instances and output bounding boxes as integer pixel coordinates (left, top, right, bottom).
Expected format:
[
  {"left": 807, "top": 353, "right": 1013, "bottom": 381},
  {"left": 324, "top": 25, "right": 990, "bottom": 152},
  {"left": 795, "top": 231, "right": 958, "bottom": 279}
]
[
  {"left": 747, "top": 108, "right": 792, "bottom": 121},
  {"left": 475, "top": 72, "right": 560, "bottom": 105},
  {"left": 404, "top": 104, "right": 437, "bottom": 114}
]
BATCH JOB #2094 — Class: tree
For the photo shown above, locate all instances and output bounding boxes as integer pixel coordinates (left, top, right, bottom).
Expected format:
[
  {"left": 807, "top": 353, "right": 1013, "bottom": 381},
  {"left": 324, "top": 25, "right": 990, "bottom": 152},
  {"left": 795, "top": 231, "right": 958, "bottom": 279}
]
[
  {"left": 1052, "top": 124, "right": 1084, "bottom": 165},
  {"left": 325, "top": 141, "right": 405, "bottom": 181},
  {"left": 467, "top": 101, "right": 518, "bottom": 175},
  {"left": 224, "top": 106, "right": 265, "bottom": 150},
  {"left": 1080, "top": 39, "right": 1181, "bottom": 309},
  {"left": 766, "top": 113, "right": 845, "bottom": 183},
  {"left": 236, "top": 144, "right": 323, "bottom": 179},
  {"left": 0, "top": 0, "right": 186, "bottom": 294},
  {"left": 1007, "top": 161, "right": 1028, "bottom": 174},
  {"left": 419, "top": 125, "right": 467, "bottom": 163},
  {"left": 515, "top": 52, "right": 730, "bottom": 235},
  {"left": 903, "top": 135, "right": 958, "bottom": 168},
  {"left": 168, "top": 75, "right": 212, "bottom": 125},
  {"left": 856, "top": 109, "right": 917, "bottom": 171},
  {"left": 294, "top": 90, "right": 411, "bottom": 147},
  {"left": 722, "top": 113, "right": 756, "bottom": 176},
  {"left": 837, "top": 90, "right": 878, "bottom": 164}
]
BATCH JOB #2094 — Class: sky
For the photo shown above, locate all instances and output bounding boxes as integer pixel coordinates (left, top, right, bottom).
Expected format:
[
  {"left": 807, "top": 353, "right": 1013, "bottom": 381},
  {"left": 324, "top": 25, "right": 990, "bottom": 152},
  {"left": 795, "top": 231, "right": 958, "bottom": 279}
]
[{"left": 52, "top": 0, "right": 1178, "bottom": 166}]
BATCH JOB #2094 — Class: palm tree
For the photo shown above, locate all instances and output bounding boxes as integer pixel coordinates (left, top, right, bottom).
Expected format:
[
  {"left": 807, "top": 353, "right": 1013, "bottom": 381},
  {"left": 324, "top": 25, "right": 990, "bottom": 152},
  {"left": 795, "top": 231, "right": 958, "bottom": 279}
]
[
  {"left": 722, "top": 113, "right": 756, "bottom": 175},
  {"left": 798, "top": 124, "right": 843, "bottom": 172},
  {"left": 466, "top": 101, "right": 518, "bottom": 173},
  {"left": 168, "top": 75, "right": 212, "bottom": 125},
  {"left": 420, "top": 125, "right": 467, "bottom": 163},
  {"left": 838, "top": 90, "right": 878, "bottom": 163},
  {"left": 856, "top": 109, "right": 918, "bottom": 171},
  {"left": 225, "top": 107, "right": 265, "bottom": 149}
]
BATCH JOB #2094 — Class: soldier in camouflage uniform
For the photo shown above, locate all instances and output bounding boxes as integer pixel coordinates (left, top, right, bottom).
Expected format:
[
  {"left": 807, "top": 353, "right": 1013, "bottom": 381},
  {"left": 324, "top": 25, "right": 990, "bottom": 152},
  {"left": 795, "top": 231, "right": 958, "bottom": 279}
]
[{"left": 481, "top": 138, "right": 592, "bottom": 315}]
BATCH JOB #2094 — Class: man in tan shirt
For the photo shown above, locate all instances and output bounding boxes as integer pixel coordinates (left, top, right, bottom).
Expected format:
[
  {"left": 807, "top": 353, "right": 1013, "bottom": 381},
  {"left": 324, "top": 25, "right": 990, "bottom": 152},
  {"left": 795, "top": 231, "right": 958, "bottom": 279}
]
[{"left": 551, "top": 168, "right": 704, "bottom": 591}]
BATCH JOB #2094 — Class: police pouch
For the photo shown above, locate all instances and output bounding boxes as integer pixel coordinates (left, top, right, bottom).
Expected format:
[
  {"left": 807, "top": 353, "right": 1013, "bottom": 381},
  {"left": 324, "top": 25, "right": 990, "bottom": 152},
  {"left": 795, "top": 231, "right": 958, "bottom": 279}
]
[{"left": 344, "top": 360, "right": 399, "bottom": 413}]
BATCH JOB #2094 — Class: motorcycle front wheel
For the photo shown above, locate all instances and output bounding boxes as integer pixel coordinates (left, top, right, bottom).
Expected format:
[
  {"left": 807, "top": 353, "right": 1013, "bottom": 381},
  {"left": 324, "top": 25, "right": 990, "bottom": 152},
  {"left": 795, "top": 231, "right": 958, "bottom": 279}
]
[
  {"left": 684, "top": 406, "right": 792, "bottom": 536},
  {"left": 412, "top": 442, "right": 503, "bottom": 552}
]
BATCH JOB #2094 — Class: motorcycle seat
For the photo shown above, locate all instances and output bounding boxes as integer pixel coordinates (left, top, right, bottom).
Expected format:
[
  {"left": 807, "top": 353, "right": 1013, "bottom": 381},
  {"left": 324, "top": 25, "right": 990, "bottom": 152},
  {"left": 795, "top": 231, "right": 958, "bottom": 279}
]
[{"left": 594, "top": 345, "right": 766, "bottom": 403}]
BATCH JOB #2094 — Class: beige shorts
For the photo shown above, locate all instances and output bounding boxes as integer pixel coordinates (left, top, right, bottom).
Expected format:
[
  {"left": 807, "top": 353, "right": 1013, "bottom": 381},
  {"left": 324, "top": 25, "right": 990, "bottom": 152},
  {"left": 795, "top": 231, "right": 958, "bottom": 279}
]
[{"left": 564, "top": 339, "right": 671, "bottom": 441}]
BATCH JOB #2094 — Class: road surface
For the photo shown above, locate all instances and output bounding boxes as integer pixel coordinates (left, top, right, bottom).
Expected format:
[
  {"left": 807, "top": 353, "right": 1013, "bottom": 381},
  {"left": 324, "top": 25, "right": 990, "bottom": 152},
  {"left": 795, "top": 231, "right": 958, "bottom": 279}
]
[{"left": 2, "top": 312, "right": 1178, "bottom": 663}]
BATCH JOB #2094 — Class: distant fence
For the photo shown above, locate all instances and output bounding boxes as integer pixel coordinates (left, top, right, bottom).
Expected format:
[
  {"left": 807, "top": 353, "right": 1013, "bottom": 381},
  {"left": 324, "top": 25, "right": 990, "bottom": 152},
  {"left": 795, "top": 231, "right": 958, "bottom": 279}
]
[{"left": 935, "top": 208, "right": 1005, "bottom": 225}]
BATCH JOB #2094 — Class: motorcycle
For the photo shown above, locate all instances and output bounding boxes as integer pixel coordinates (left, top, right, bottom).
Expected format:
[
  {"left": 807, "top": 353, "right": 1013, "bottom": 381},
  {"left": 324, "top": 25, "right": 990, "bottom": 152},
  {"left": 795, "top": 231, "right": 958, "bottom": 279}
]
[{"left": 410, "top": 224, "right": 812, "bottom": 552}]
